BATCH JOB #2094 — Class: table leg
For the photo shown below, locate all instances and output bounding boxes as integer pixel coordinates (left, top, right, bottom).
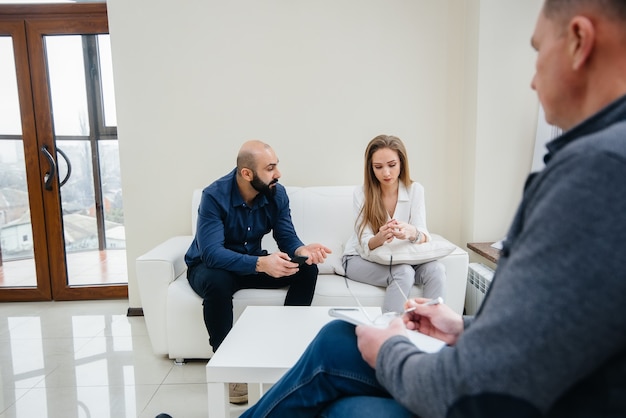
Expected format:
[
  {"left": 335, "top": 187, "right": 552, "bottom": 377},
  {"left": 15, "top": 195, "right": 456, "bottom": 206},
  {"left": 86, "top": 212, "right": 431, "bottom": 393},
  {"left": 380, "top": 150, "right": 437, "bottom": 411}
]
[
  {"left": 207, "top": 382, "right": 229, "bottom": 418},
  {"left": 248, "top": 383, "right": 261, "bottom": 405}
]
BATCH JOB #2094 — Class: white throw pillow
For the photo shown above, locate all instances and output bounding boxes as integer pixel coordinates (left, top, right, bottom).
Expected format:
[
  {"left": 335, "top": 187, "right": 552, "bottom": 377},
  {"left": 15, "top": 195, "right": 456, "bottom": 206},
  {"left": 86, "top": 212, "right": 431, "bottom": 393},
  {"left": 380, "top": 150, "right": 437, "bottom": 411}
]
[{"left": 365, "top": 235, "right": 456, "bottom": 265}]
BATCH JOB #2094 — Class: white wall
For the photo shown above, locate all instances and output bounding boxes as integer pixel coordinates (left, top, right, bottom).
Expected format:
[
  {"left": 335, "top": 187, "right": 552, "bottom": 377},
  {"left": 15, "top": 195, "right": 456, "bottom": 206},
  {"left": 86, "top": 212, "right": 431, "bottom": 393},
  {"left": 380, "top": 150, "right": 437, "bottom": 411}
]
[
  {"left": 462, "top": 0, "right": 543, "bottom": 245},
  {"left": 107, "top": 0, "right": 544, "bottom": 308}
]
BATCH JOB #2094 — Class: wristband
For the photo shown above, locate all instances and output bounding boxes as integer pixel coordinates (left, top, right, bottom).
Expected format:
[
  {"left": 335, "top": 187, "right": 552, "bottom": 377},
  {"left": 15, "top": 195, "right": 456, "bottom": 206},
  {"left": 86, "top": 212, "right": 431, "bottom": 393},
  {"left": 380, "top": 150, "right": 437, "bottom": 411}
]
[{"left": 410, "top": 231, "right": 422, "bottom": 244}]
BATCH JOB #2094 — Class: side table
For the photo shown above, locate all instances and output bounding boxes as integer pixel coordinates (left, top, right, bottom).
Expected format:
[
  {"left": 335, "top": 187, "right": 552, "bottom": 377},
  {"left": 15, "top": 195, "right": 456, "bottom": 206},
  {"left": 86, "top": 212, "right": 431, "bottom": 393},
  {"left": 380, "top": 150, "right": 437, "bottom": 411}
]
[{"left": 466, "top": 242, "right": 500, "bottom": 265}]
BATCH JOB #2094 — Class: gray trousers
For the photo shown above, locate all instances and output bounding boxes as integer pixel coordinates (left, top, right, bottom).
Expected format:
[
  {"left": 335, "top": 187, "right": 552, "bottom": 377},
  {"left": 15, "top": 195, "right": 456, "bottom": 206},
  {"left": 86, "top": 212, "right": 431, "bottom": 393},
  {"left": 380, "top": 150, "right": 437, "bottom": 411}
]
[{"left": 342, "top": 255, "right": 446, "bottom": 313}]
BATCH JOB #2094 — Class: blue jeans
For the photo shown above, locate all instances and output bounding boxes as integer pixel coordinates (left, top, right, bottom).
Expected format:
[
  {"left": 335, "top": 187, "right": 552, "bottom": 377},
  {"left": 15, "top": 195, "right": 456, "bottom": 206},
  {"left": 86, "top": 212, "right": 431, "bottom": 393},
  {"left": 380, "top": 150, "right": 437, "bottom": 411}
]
[
  {"left": 240, "top": 320, "right": 416, "bottom": 418},
  {"left": 187, "top": 262, "right": 318, "bottom": 351}
]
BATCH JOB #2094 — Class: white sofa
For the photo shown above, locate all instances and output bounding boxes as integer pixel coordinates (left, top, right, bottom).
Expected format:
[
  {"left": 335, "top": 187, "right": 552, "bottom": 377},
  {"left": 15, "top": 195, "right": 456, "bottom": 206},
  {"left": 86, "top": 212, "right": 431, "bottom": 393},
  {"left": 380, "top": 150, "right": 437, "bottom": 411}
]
[{"left": 136, "top": 186, "right": 468, "bottom": 363}]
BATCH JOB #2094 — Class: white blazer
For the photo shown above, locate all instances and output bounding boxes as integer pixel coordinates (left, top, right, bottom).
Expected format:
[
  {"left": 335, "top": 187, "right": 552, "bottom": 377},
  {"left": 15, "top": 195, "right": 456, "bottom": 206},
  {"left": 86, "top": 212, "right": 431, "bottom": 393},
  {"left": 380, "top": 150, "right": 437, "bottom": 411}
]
[{"left": 342, "top": 181, "right": 431, "bottom": 258}]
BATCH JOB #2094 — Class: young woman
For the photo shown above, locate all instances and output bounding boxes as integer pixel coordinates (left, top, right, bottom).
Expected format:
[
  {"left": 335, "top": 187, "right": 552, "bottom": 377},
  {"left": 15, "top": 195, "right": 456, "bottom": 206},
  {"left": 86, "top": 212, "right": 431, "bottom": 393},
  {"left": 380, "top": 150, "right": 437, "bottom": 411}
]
[{"left": 342, "top": 135, "right": 445, "bottom": 313}]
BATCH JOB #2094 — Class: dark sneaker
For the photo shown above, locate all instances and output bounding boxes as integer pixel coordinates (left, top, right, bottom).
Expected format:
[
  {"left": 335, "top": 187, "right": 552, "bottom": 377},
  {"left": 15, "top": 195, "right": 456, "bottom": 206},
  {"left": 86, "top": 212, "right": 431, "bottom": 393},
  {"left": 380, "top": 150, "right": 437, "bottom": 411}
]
[{"left": 229, "top": 383, "right": 248, "bottom": 404}]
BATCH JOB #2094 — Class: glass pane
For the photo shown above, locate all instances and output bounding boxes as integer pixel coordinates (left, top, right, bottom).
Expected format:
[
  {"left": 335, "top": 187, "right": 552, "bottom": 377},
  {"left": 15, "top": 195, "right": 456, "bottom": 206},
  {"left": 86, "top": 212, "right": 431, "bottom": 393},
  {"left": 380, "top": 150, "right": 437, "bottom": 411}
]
[
  {"left": 99, "top": 140, "right": 125, "bottom": 250},
  {"left": 45, "top": 35, "right": 89, "bottom": 136},
  {"left": 98, "top": 35, "right": 117, "bottom": 127},
  {"left": 56, "top": 139, "right": 97, "bottom": 251},
  {"left": 0, "top": 37, "right": 37, "bottom": 288},
  {"left": 0, "top": 38, "right": 22, "bottom": 135},
  {"left": 46, "top": 35, "right": 127, "bottom": 286}
]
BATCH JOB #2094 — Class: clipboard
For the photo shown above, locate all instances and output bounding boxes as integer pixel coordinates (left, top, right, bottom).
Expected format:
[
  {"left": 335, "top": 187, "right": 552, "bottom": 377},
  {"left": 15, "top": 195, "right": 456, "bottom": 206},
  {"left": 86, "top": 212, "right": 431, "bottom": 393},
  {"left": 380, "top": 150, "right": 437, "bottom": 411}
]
[{"left": 328, "top": 308, "right": 446, "bottom": 353}]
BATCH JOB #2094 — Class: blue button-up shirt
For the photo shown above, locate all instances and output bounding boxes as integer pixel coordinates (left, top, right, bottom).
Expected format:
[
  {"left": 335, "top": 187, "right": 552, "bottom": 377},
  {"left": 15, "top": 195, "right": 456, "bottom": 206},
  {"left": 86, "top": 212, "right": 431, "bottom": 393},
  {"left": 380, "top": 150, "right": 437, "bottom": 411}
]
[{"left": 184, "top": 168, "right": 303, "bottom": 275}]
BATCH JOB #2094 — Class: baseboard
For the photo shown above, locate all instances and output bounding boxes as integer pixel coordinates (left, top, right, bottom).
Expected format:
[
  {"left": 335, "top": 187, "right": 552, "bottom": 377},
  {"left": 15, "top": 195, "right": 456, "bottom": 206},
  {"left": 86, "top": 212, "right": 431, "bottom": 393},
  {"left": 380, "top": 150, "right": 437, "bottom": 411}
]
[{"left": 126, "top": 307, "right": 144, "bottom": 317}]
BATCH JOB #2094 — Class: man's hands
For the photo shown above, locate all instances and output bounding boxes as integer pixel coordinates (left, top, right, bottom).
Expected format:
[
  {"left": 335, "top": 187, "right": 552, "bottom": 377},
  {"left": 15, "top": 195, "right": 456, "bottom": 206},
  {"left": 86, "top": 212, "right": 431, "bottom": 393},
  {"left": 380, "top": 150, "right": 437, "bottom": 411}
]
[
  {"left": 256, "top": 243, "right": 332, "bottom": 278},
  {"left": 403, "top": 298, "right": 464, "bottom": 345},
  {"left": 356, "top": 318, "right": 406, "bottom": 368},
  {"left": 355, "top": 298, "right": 464, "bottom": 368},
  {"left": 295, "top": 243, "right": 332, "bottom": 265},
  {"left": 255, "top": 252, "right": 300, "bottom": 278}
]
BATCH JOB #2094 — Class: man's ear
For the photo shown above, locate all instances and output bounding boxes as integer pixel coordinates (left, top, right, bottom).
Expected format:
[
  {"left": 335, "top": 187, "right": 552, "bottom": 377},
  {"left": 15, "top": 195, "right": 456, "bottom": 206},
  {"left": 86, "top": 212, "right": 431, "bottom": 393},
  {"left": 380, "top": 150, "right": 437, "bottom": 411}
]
[
  {"left": 240, "top": 167, "right": 254, "bottom": 181},
  {"left": 568, "top": 16, "right": 595, "bottom": 70}
]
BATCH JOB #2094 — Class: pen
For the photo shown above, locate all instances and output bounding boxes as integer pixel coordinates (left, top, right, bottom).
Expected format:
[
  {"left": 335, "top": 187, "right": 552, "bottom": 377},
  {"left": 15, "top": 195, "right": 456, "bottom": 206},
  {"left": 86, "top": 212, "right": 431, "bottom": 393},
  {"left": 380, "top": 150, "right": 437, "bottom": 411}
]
[{"left": 404, "top": 296, "right": 443, "bottom": 313}]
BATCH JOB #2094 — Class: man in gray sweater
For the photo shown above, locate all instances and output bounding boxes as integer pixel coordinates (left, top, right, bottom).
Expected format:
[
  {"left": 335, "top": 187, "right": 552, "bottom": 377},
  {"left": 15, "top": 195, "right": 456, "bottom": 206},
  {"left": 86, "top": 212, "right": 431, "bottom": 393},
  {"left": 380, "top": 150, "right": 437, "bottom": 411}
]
[{"left": 240, "top": 1, "right": 626, "bottom": 416}]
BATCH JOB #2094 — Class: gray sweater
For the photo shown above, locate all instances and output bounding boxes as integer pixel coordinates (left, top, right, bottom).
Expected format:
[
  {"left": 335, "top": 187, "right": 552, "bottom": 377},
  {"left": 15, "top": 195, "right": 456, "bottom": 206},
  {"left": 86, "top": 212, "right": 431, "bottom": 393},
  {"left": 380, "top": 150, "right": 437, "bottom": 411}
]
[{"left": 377, "top": 95, "right": 626, "bottom": 418}]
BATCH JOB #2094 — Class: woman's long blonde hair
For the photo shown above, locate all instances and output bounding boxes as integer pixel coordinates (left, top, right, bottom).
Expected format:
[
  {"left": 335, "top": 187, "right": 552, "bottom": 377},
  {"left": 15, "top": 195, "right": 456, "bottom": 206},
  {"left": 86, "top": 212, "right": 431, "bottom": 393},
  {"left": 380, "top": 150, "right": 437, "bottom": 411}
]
[{"left": 357, "top": 135, "right": 412, "bottom": 241}]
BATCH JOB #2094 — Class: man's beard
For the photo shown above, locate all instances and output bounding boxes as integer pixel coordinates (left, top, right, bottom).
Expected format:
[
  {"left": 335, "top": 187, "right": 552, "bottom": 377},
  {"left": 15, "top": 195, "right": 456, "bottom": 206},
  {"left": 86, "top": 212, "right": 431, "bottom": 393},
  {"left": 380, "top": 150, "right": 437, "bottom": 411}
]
[{"left": 250, "top": 172, "right": 277, "bottom": 197}]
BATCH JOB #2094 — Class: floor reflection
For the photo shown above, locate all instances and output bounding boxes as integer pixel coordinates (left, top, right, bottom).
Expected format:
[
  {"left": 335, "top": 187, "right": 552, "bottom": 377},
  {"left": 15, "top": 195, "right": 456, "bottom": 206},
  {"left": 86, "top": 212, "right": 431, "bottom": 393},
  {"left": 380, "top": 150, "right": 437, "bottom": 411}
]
[
  {"left": 0, "top": 249, "right": 128, "bottom": 288},
  {"left": 0, "top": 300, "right": 246, "bottom": 417}
]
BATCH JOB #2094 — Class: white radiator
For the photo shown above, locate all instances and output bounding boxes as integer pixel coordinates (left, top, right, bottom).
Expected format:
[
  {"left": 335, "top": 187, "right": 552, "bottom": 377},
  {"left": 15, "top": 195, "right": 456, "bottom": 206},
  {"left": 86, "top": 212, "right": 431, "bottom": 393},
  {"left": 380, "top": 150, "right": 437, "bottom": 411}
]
[{"left": 465, "top": 262, "right": 495, "bottom": 315}]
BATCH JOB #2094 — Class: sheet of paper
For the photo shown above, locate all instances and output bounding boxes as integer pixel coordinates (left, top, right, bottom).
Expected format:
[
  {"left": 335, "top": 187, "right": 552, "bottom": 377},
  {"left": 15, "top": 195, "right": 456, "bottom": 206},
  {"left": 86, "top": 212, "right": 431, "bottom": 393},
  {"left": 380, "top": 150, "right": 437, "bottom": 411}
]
[
  {"left": 328, "top": 308, "right": 446, "bottom": 353},
  {"left": 491, "top": 239, "right": 504, "bottom": 250}
]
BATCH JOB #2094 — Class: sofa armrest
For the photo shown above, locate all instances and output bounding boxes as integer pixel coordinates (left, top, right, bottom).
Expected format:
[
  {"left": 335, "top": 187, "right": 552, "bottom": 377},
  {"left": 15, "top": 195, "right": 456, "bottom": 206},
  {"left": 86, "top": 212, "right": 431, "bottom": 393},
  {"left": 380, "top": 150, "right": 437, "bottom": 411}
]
[
  {"left": 433, "top": 235, "right": 469, "bottom": 315},
  {"left": 136, "top": 235, "right": 193, "bottom": 356}
]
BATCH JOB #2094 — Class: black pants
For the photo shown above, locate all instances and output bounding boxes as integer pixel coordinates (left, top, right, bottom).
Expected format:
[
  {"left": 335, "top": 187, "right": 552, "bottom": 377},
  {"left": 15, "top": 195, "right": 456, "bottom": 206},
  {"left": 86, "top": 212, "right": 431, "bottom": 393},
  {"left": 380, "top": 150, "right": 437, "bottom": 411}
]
[{"left": 187, "top": 261, "right": 318, "bottom": 351}]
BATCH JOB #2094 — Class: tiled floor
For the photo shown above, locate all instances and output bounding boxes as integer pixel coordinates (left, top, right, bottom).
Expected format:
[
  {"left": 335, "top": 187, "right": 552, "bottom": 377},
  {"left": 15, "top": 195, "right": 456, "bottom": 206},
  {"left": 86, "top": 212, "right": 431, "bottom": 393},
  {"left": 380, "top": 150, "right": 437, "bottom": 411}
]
[{"left": 0, "top": 299, "right": 248, "bottom": 418}]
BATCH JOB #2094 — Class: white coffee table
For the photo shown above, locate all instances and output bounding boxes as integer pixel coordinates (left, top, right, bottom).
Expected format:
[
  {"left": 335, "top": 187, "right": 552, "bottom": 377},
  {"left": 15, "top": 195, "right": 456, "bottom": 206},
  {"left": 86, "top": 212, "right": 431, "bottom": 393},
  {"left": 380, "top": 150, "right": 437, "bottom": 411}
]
[{"left": 205, "top": 305, "right": 380, "bottom": 418}]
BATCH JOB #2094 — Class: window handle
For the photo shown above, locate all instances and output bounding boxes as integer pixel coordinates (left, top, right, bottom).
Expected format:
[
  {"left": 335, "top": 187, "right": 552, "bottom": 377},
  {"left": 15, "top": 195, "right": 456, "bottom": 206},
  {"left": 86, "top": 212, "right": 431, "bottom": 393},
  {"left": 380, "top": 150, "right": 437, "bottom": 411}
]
[
  {"left": 56, "top": 147, "right": 72, "bottom": 187},
  {"left": 40, "top": 145, "right": 72, "bottom": 190},
  {"left": 41, "top": 145, "right": 57, "bottom": 191}
]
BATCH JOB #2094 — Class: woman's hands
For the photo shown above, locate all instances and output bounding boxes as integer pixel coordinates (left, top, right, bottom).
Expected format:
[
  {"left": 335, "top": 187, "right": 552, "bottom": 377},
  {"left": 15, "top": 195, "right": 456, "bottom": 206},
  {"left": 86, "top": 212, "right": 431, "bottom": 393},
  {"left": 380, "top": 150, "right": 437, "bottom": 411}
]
[
  {"left": 370, "top": 219, "right": 419, "bottom": 249},
  {"left": 371, "top": 220, "right": 396, "bottom": 248}
]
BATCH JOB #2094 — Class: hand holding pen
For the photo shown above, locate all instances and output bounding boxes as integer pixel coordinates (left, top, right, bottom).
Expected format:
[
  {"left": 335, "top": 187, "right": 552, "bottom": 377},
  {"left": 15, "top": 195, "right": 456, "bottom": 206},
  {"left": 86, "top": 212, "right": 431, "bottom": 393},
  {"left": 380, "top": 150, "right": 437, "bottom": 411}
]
[
  {"left": 404, "top": 296, "right": 443, "bottom": 313},
  {"left": 403, "top": 297, "right": 464, "bottom": 345}
]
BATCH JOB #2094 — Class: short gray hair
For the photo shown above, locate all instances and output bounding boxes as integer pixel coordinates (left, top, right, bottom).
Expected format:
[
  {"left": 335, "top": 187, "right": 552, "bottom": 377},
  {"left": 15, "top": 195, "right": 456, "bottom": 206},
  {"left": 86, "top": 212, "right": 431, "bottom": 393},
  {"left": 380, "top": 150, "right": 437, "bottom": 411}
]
[{"left": 543, "top": 0, "right": 626, "bottom": 22}]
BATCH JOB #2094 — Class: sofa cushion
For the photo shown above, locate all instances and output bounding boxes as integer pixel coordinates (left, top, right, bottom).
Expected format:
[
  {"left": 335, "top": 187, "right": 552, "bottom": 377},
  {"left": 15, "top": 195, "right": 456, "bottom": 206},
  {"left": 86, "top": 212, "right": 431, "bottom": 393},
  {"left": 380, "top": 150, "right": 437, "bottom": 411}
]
[
  {"left": 261, "top": 186, "right": 356, "bottom": 275},
  {"left": 312, "top": 274, "right": 424, "bottom": 306}
]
